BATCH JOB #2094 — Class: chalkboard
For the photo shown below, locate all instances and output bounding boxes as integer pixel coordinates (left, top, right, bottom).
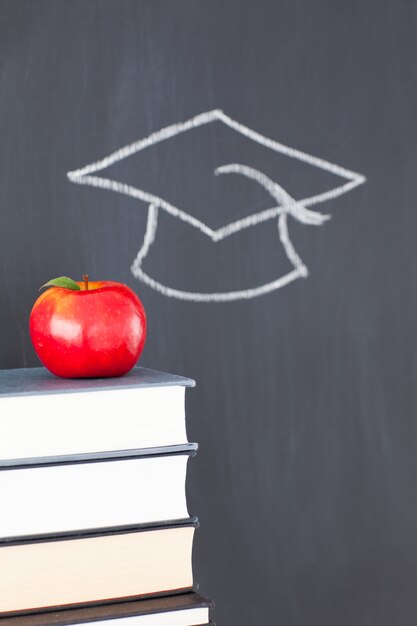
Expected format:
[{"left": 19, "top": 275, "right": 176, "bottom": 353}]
[{"left": 1, "top": 1, "right": 417, "bottom": 625}]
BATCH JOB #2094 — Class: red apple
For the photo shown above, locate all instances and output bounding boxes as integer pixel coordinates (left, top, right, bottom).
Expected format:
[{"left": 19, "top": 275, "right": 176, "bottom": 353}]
[{"left": 29, "top": 275, "right": 147, "bottom": 378}]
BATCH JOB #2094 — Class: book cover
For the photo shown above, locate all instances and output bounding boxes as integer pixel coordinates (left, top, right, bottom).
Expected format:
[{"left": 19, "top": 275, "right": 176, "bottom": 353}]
[{"left": 0, "top": 366, "right": 195, "bottom": 398}]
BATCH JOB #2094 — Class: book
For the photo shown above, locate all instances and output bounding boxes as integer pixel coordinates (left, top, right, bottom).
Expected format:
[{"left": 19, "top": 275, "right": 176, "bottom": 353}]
[
  {"left": 0, "top": 367, "right": 195, "bottom": 462},
  {"left": 0, "top": 521, "right": 197, "bottom": 614},
  {"left": 0, "top": 593, "right": 214, "bottom": 626},
  {"left": 0, "top": 451, "right": 194, "bottom": 539}
]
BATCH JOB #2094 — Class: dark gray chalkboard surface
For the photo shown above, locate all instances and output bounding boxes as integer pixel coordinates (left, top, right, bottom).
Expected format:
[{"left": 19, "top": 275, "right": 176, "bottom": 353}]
[{"left": 1, "top": 2, "right": 417, "bottom": 625}]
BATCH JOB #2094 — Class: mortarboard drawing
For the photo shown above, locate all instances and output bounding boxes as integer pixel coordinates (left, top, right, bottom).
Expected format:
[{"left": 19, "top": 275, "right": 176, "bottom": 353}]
[{"left": 67, "top": 110, "right": 366, "bottom": 302}]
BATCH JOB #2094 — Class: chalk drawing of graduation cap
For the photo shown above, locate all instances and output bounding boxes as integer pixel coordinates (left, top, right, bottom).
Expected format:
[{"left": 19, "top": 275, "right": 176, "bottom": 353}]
[{"left": 67, "top": 110, "right": 366, "bottom": 302}]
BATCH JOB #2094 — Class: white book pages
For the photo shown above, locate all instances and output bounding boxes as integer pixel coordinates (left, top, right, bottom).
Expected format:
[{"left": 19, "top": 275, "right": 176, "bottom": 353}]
[
  {"left": 76, "top": 609, "right": 209, "bottom": 626},
  {"left": 0, "top": 386, "right": 186, "bottom": 460},
  {"left": 0, "top": 454, "right": 190, "bottom": 538}
]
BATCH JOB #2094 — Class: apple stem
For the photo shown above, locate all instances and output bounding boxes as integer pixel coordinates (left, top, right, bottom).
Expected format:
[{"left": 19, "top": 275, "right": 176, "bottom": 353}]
[{"left": 83, "top": 274, "right": 89, "bottom": 291}]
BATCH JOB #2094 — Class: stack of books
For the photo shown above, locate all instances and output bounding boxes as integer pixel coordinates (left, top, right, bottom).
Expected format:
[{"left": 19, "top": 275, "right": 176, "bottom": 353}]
[{"left": 0, "top": 366, "right": 213, "bottom": 626}]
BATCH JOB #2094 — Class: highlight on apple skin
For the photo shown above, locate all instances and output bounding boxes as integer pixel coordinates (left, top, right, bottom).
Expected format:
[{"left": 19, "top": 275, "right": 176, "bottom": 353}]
[{"left": 29, "top": 275, "right": 147, "bottom": 379}]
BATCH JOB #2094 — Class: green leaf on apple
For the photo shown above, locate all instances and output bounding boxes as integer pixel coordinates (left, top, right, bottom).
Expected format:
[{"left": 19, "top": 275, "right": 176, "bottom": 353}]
[{"left": 40, "top": 276, "right": 81, "bottom": 291}]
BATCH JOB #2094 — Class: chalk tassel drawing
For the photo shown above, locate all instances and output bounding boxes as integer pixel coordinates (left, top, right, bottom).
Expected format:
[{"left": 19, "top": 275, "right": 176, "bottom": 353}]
[{"left": 67, "top": 109, "right": 366, "bottom": 302}]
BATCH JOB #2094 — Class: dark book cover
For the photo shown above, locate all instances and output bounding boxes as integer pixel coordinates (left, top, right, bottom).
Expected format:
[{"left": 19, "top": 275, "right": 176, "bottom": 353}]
[
  {"left": 0, "top": 517, "right": 199, "bottom": 547},
  {"left": 0, "top": 444, "right": 198, "bottom": 470},
  {"left": 0, "top": 366, "right": 195, "bottom": 399}
]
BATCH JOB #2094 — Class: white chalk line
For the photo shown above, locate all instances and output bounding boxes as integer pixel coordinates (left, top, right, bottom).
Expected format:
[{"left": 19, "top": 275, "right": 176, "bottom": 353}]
[
  {"left": 278, "top": 213, "right": 308, "bottom": 277},
  {"left": 67, "top": 172, "right": 216, "bottom": 239},
  {"left": 131, "top": 202, "right": 308, "bottom": 301},
  {"left": 68, "top": 108, "right": 365, "bottom": 184},
  {"left": 68, "top": 167, "right": 360, "bottom": 242},
  {"left": 129, "top": 168, "right": 309, "bottom": 302},
  {"left": 132, "top": 251, "right": 306, "bottom": 303},
  {"left": 132, "top": 203, "right": 159, "bottom": 268},
  {"left": 67, "top": 109, "right": 365, "bottom": 239},
  {"left": 68, "top": 110, "right": 224, "bottom": 179},
  {"left": 215, "top": 164, "right": 329, "bottom": 226},
  {"left": 130, "top": 164, "right": 311, "bottom": 301},
  {"left": 216, "top": 110, "right": 364, "bottom": 182},
  {"left": 67, "top": 109, "right": 366, "bottom": 302}
]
